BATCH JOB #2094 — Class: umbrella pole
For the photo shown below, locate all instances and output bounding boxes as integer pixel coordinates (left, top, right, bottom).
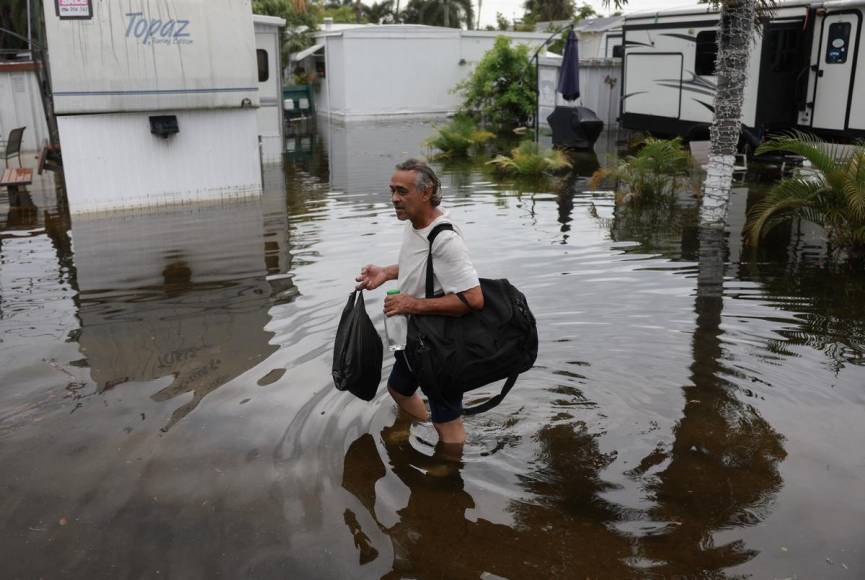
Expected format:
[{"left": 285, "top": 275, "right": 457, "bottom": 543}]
[
  {"left": 534, "top": 52, "right": 539, "bottom": 143},
  {"left": 530, "top": 24, "right": 575, "bottom": 145}
]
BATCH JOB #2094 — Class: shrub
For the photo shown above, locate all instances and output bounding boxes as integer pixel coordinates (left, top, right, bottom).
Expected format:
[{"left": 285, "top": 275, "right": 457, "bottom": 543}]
[
  {"left": 747, "top": 131, "right": 865, "bottom": 256},
  {"left": 426, "top": 116, "right": 494, "bottom": 158},
  {"left": 455, "top": 36, "right": 535, "bottom": 132},
  {"left": 588, "top": 137, "right": 691, "bottom": 204},
  {"left": 487, "top": 140, "right": 572, "bottom": 176}
]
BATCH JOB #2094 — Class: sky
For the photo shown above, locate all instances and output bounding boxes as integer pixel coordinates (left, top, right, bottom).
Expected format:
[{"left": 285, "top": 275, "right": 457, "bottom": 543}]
[{"left": 476, "top": 0, "right": 703, "bottom": 28}]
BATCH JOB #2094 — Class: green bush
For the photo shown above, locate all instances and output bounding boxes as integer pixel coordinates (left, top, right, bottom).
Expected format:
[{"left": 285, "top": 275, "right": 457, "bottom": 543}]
[
  {"left": 589, "top": 137, "right": 691, "bottom": 203},
  {"left": 426, "top": 116, "right": 494, "bottom": 159},
  {"left": 487, "top": 140, "right": 572, "bottom": 176},
  {"left": 455, "top": 36, "right": 535, "bottom": 132},
  {"left": 747, "top": 131, "right": 865, "bottom": 256}
]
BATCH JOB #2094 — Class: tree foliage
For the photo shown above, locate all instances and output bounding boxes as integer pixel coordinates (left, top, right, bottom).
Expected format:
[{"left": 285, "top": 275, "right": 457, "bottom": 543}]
[
  {"left": 455, "top": 36, "right": 534, "bottom": 131},
  {"left": 523, "top": 0, "right": 576, "bottom": 23},
  {"left": 253, "top": 0, "right": 320, "bottom": 63},
  {"left": 426, "top": 115, "right": 494, "bottom": 158},
  {"left": 0, "top": 0, "right": 30, "bottom": 53},
  {"left": 488, "top": 140, "right": 572, "bottom": 175},
  {"left": 590, "top": 137, "right": 691, "bottom": 204},
  {"left": 363, "top": 1, "right": 396, "bottom": 23},
  {"left": 401, "top": 0, "right": 475, "bottom": 29}
]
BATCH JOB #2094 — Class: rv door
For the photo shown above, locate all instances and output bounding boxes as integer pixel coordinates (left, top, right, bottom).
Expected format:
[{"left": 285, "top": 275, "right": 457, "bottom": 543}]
[{"left": 811, "top": 12, "right": 861, "bottom": 131}]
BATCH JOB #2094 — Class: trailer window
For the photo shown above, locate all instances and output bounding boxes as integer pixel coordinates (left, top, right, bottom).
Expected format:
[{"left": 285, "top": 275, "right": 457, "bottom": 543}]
[
  {"left": 257, "top": 49, "right": 269, "bottom": 82},
  {"left": 695, "top": 31, "right": 718, "bottom": 76},
  {"left": 612, "top": 44, "right": 624, "bottom": 59},
  {"left": 826, "top": 22, "right": 851, "bottom": 64}
]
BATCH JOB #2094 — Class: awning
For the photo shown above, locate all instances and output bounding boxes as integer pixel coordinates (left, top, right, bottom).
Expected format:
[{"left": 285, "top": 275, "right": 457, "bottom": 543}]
[{"left": 291, "top": 43, "right": 325, "bottom": 63}]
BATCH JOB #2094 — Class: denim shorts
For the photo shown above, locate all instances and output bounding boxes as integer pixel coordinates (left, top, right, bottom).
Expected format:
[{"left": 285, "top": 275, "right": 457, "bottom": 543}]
[{"left": 388, "top": 351, "right": 463, "bottom": 424}]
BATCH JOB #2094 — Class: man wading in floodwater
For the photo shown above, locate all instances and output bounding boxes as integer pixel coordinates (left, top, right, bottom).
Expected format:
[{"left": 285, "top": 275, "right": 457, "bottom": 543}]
[{"left": 355, "top": 159, "right": 483, "bottom": 445}]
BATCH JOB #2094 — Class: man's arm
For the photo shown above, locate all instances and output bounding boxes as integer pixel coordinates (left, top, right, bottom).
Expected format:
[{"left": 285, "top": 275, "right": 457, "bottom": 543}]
[
  {"left": 356, "top": 264, "right": 398, "bottom": 290},
  {"left": 384, "top": 285, "right": 483, "bottom": 318}
]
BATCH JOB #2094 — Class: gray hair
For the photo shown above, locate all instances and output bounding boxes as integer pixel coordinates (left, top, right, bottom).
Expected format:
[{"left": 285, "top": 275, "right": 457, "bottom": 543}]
[{"left": 395, "top": 158, "right": 442, "bottom": 207}]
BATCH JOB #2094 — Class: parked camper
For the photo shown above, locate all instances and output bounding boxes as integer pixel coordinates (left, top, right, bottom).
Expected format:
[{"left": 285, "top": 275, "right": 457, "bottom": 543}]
[
  {"left": 254, "top": 15, "right": 287, "bottom": 163},
  {"left": 297, "top": 25, "right": 549, "bottom": 120},
  {"left": 620, "top": 1, "right": 865, "bottom": 146}
]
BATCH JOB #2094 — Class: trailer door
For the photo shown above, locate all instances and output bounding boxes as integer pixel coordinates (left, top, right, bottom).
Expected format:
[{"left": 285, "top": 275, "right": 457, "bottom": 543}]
[{"left": 811, "top": 12, "right": 861, "bottom": 131}]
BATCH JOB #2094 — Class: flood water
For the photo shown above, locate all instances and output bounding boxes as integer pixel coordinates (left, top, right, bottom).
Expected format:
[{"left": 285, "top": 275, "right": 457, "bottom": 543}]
[{"left": 1, "top": 119, "right": 864, "bottom": 579}]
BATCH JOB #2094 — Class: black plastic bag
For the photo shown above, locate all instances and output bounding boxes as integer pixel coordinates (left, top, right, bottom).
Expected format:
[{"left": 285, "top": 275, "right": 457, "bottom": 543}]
[{"left": 332, "top": 290, "right": 382, "bottom": 401}]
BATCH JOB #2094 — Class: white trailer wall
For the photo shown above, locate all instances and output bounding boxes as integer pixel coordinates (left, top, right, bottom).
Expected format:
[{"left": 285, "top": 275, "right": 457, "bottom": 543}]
[
  {"left": 0, "top": 64, "right": 50, "bottom": 153},
  {"left": 44, "top": 0, "right": 259, "bottom": 114},
  {"left": 42, "top": 0, "right": 262, "bottom": 213},
  {"left": 255, "top": 16, "right": 286, "bottom": 163},
  {"left": 58, "top": 109, "right": 261, "bottom": 213},
  {"left": 314, "top": 27, "right": 548, "bottom": 119}
]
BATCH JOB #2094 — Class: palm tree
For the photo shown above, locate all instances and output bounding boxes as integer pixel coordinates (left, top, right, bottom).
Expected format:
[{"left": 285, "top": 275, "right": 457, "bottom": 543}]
[
  {"left": 363, "top": 0, "right": 395, "bottom": 23},
  {"left": 699, "top": 0, "right": 766, "bottom": 227},
  {"left": 606, "top": 1, "right": 775, "bottom": 228},
  {"left": 746, "top": 132, "right": 865, "bottom": 258},
  {"left": 401, "top": 0, "right": 475, "bottom": 29}
]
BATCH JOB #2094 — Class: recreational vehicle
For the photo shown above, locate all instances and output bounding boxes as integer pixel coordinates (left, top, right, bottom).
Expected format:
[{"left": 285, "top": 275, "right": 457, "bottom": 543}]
[
  {"left": 42, "top": 0, "right": 263, "bottom": 213},
  {"left": 621, "top": 1, "right": 865, "bottom": 147}
]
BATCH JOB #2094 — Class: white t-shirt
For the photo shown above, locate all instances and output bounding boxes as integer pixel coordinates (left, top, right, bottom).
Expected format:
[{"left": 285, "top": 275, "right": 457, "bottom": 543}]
[{"left": 398, "top": 214, "right": 480, "bottom": 299}]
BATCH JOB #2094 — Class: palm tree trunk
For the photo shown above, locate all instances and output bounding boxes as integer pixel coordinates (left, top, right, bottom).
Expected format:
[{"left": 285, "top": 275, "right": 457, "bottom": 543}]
[
  {"left": 443, "top": 1, "right": 450, "bottom": 28},
  {"left": 700, "top": 0, "right": 756, "bottom": 227},
  {"left": 477, "top": 0, "right": 482, "bottom": 30}
]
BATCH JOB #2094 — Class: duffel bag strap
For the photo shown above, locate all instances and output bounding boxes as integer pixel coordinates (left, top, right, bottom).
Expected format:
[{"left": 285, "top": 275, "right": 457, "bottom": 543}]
[
  {"left": 462, "top": 373, "right": 519, "bottom": 416},
  {"left": 425, "top": 223, "right": 455, "bottom": 299}
]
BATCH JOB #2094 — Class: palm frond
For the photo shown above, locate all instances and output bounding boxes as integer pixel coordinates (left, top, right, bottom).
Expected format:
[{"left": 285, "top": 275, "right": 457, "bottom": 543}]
[
  {"left": 841, "top": 150, "right": 865, "bottom": 221},
  {"left": 755, "top": 131, "right": 846, "bottom": 175},
  {"left": 746, "top": 177, "right": 827, "bottom": 245},
  {"left": 486, "top": 140, "right": 571, "bottom": 175}
]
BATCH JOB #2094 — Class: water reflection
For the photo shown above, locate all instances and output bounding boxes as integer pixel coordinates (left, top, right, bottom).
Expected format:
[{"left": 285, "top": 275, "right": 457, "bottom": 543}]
[
  {"left": 321, "top": 119, "right": 438, "bottom": 194},
  {"left": 342, "top": 413, "right": 632, "bottom": 578},
  {"left": 636, "top": 227, "right": 786, "bottom": 575},
  {"left": 599, "top": 193, "right": 699, "bottom": 262},
  {"left": 69, "top": 179, "right": 297, "bottom": 431},
  {"left": 742, "top": 265, "right": 865, "bottom": 370},
  {"left": 1, "top": 119, "right": 864, "bottom": 578}
]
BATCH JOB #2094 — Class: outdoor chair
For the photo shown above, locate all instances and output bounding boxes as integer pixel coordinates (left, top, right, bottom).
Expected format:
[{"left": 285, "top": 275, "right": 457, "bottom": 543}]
[{"left": 2, "top": 127, "right": 26, "bottom": 169}]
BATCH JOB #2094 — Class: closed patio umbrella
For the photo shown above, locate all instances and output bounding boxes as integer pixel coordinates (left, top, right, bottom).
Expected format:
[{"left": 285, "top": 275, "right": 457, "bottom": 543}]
[{"left": 557, "top": 29, "right": 580, "bottom": 101}]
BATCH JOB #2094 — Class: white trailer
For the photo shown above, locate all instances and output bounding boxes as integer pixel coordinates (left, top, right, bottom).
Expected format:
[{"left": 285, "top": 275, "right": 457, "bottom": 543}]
[
  {"left": 43, "top": 0, "right": 263, "bottom": 213},
  {"left": 254, "top": 15, "right": 286, "bottom": 163},
  {"left": 620, "top": 1, "right": 865, "bottom": 145},
  {"left": 305, "top": 25, "right": 549, "bottom": 120}
]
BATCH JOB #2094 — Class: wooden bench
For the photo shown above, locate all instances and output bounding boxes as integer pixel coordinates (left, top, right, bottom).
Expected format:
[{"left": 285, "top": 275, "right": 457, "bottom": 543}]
[{"left": 1, "top": 167, "right": 33, "bottom": 195}]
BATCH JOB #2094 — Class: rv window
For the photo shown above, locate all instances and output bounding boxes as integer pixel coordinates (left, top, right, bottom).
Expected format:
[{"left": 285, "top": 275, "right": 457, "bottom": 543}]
[
  {"left": 766, "top": 27, "right": 801, "bottom": 73},
  {"left": 826, "top": 22, "right": 851, "bottom": 64},
  {"left": 257, "top": 49, "right": 269, "bottom": 83},
  {"left": 612, "top": 44, "right": 624, "bottom": 59},
  {"left": 695, "top": 31, "right": 718, "bottom": 76}
]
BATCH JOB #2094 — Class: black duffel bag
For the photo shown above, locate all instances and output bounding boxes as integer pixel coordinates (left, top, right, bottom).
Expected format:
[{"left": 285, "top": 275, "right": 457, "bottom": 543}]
[
  {"left": 404, "top": 223, "right": 538, "bottom": 415},
  {"left": 332, "top": 290, "right": 383, "bottom": 401}
]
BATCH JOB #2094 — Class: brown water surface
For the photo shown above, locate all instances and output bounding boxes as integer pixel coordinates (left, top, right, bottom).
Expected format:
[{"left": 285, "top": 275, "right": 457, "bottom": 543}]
[{"left": 1, "top": 120, "right": 863, "bottom": 579}]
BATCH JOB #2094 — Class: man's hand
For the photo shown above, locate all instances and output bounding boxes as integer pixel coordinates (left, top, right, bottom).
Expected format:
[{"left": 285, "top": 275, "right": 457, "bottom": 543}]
[
  {"left": 355, "top": 264, "right": 393, "bottom": 290},
  {"left": 384, "top": 293, "right": 419, "bottom": 317}
]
